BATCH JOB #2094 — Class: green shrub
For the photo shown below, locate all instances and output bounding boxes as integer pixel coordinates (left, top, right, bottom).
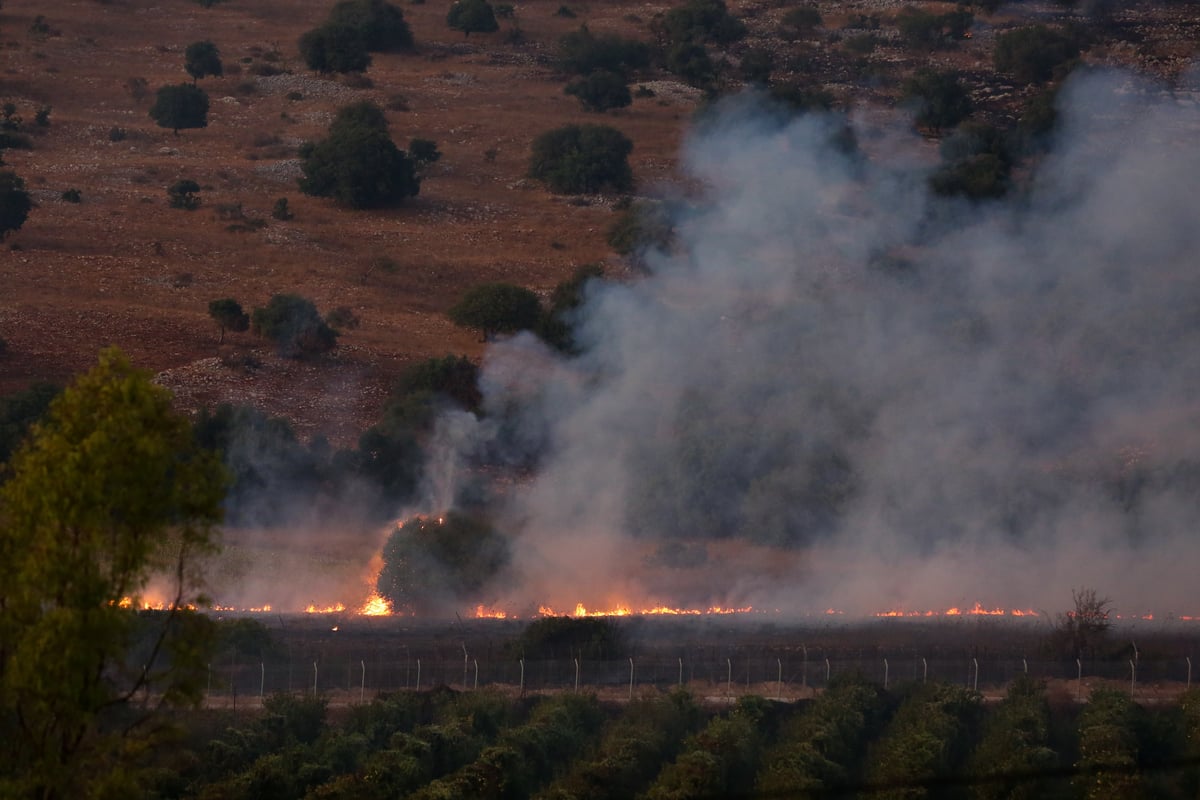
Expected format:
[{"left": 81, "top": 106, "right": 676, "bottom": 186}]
[
  {"left": 251, "top": 293, "right": 338, "bottom": 358},
  {"left": 994, "top": 25, "right": 1081, "bottom": 84},
  {"left": 166, "top": 178, "right": 201, "bottom": 210},
  {"left": 299, "top": 101, "right": 420, "bottom": 208},
  {"left": 565, "top": 70, "right": 632, "bottom": 112},
  {"left": 529, "top": 124, "right": 633, "bottom": 194}
]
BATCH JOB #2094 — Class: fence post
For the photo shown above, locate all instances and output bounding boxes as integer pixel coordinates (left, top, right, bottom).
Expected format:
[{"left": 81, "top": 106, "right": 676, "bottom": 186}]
[
  {"left": 474, "top": 658, "right": 479, "bottom": 690},
  {"left": 883, "top": 658, "right": 889, "bottom": 690},
  {"left": 972, "top": 658, "right": 979, "bottom": 693},
  {"left": 727, "top": 658, "right": 732, "bottom": 696},
  {"left": 629, "top": 657, "right": 635, "bottom": 701},
  {"left": 678, "top": 657, "right": 683, "bottom": 688},
  {"left": 519, "top": 658, "right": 524, "bottom": 696},
  {"left": 825, "top": 657, "right": 831, "bottom": 684},
  {"left": 1076, "top": 658, "right": 1083, "bottom": 701},
  {"left": 922, "top": 657, "right": 927, "bottom": 684},
  {"left": 1188, "top": 656, "right": 1192, "bottom": 690},
  {"left": 260, "top": 662, "right": 265, "bottom": 702},
  {"left": 416, "top": 658, "right": 421, "bottom": 692},
  {"left": 801, "top": 644, "right": 808, "bottom": 689},
  {"left": 313, "top": 662, "right": 318, "bottom": 697},
  {"left": 1130, "top": 659, "right": 1136, "bottom": 696},
  {"left": 777, "top": 658, "right": 783, "bottom": 700},
  {"left": 575, "top": 658, "right": 580, "bottom": 693},
  {"left": 360, "top": 660, "right": 366, "bottom": 705},
  {"left": 1023, "top": 657, "right": 1028, "bottom": 675}
]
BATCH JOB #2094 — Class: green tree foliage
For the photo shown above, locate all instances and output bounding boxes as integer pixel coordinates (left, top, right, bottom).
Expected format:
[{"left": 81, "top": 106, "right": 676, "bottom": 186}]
[
  {"left": 184, "top": 40, "right": 223, "bottom": 83},
  {"left": 251, "top": 293, "right": 338, "bottom": 358},
  {"left": 299, "top": 101, "right": 420, "bottom": 208},
  {"left": 0, "top": 348, "right": 226, "bottom": 800},
  {"left": 1074, "top": 688, "right": 1144, "bottom": 799},
  {"left": 167, "top": 178, "right": 201, "bottom": 209},
  {"left": 528, "top": 124, "right": 633, "bottom": 194},
  {"left": 643, "top": 696, "right": 775, "bottom": 799},
  {"left": 0, "top": 169, "right": 32, "bottom": 239},
  {"left": 664, "top": 40, "right": 716, "bottom": 87},
  {"left": 208, "top": 298, "right": 249, "bottom": 344},
  {"left": 327, "top": 0, "right": 414, "bottom": 52},
  {"left": 446, "top": 0, "right": 499, "bottom": 37},
  {"left": 536, "top": 263, "right": 604, "bottom": 352},
  {"left": 376, "top": 512, "right": 510, "bottom": 614},
  {"left": 390, "top": 353, "right": 482, "bottom": 414},
  {"left": 653, "top": 0, "right": 746, "bottom": 48},
  {"left": 866, "top": 682, "right": 982, "bottom": 799},
  {"left": 148, "top": 83, "right": 209, "bottom": 134},
  {"left": 448, "top": 282, "right": 543, "bottom": 341},
  {"left": 756, "top": 675, "right": 889, "bottom": 796},
  {"left": 409, "top": 137, "right": 442, "bottom": 171},
  {"left": 565, "top": 70, "right": 632, "bottom": 112},
  {"left": 901, "top": 69, "right": 972, "bottom": 133},
  {"left": 299, "top": 24, "right": 372, "bottom": 74},
  {"left": 540, "top": 691, "right": 702, "bottom": 799},
  {"left": 0, "top": 381, "right": 59, "bottom": 469},
  {"left": 968, "top": 676, "right": 1063, "bottom": 800},
  {"left": 994, "top": 25, "right": 1082, "bottom": 84},
  {"left": 412, "top": 694, "right": 605, "bottom": 799},
  {"left": 557, "top": 26, "right": 651, "bottom": 77}
]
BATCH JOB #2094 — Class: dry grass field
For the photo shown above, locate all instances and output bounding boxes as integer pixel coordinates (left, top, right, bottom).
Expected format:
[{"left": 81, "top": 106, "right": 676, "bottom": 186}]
[{"left": 1, "top": 0, "right": 1197, "bottom": 446}]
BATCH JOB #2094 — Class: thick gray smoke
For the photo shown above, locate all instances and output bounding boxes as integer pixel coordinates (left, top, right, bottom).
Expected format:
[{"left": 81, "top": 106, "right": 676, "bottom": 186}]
[{"left": 456, "top": 68, "right": 1200, "bottom": 617}]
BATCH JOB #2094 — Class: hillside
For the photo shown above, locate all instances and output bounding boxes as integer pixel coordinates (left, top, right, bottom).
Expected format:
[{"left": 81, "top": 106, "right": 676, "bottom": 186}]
[{"left": 2, "top": 0, "right": 1196, "bottom": 443}]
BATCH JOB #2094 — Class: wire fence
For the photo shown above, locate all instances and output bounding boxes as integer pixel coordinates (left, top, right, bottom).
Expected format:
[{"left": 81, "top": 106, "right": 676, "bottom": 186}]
[{"left": 200, "top": 653, "right": 1197, "bottom": 707}]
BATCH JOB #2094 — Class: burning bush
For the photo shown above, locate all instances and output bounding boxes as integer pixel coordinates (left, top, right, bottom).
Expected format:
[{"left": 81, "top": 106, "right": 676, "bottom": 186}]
[{"left": 377, "top": 513, "right": 509, "bottom": 615}]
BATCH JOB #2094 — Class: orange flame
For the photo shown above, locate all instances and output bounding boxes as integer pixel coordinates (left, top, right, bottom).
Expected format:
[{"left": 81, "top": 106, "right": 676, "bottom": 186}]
[
  {"left": 359, "top": 594, "right": 392, "bottom": 616},
  {"left": 873, "top": 604, "right": 1040, "bottom": 618},
  {"left": 305, "top": 603, "right": 347, "bottom": 614}
]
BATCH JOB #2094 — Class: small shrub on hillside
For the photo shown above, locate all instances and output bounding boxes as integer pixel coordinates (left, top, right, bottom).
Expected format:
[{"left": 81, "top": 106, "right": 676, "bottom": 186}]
[
  {"left": 781, "top": 6, "right": 822, "bottom": 38},
  {"left": 557, "top": 27, "right": 651, "bottom": 77},
  {"left": 60, "top": 188, "right": 81, "bottom": 203},
  {"left": 166, "top": 179, "right": 201, "bottom": 210},
  {"left": 448, "top": 283, "right": 543, "bottom": 340},
  {"left": 298, "top": 101, "right": 420, "bottom": 208},
  {"left": 33, "top": 106, "right": 51, "bottom": 128},
  {"left": 299, "top": 24, "right": 372, "bottom": 73},
  {"left": 0, "top": 171, "right": 32, "bottom": 240},
  {"left": 108, "top": 126, "right": 127, "bottom": 142},
  {"left": 555, "top": 5, "right": 576, "bottom": 17},
  {"left": 901, "top": 69, "right": 972, "bottom": 132},
  {"left": 327, "top": 0, "right": 414, "bottom": 52},
  {"left": 565, "top": 70, "right": 632, "bottom": 112},
  {"left": 994, "top": 25, "right": 1082, "bottom": 84},
  {"left": 149, "top": 83, "right": 209, "bottom": 134},
  {"left": 528, "top": 124, "right": 633, "bottom": 194},
  {"left": 447, "top": 0, "right": 500, "bottom": 36},
  {"left": 271, "top": 197, "right": 293, "bottom": 220},
  {"left": 251, "top": 293, "right": 338, "bottom": 358},
  {"left": 125, "top": 76, "right": 150, "bottom": 103},
  {"left": 184, "top": 40, "right": 223, "bottom": 83},
  {"left": 326, "top": 305, "right": 360, "bottom": 331}
]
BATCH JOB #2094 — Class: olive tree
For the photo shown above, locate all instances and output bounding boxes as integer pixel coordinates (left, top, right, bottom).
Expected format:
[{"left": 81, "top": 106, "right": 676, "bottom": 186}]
[
  {"left": 251, "top": 294, "right": 338, "bottom": 358},
  {"left": 0, "top": 169, "right": 31, "bottom": 240},
  {"left": 447, "top": 282, "right": 543, "bottom": 340},
  {"left": 528, "top": 123, "right": 633, "bottom": 194},
  {"left": 0, "top": 348, "right": 226, "bottom": 799},
  {"left": 207, "top": 298, "right": 249, "bottom": 344},
  {"left": 184, "top": 40, "right": 223, "bottom": 83},
  {"left": 447, "top": 0, "right": 499, "bottom": 37},
  {"left": 299, "top": 101, "right": 420, "bottom": 208},
  {"left": 148, "top": 83, "right": 209, "bottom": 134}
]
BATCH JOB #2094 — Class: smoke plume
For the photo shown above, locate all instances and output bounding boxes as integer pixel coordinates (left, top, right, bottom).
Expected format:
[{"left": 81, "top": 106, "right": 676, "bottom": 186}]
[{"left": 448, "top": 68, "right": 1200, "bottom": 618}]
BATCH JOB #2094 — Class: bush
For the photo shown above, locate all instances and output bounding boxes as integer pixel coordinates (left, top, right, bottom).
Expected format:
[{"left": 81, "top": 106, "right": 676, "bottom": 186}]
[
  {"left": 271, "top": 197, "right": 293, "bottom": 220},
  {"left": 448, "top": 283, "right": 543, "bottom": 340},
  {"left": 251, "top": 294, "right": 338, "bottom": 358},
  {"left": 565, "top": 70, "right": 632, "bottom": 112},
  {"left": 896, "top": 6, "right": 973, "bottom": 50},
  {"left": 166, "top": 179, "right": 201, "bottom": 210},
  {"left": 299, "top": 101, "right": 420, "bottom": 208},
  {"left": 0, "top": 171, "right": 30, "bottom": 241},
  {"left": 528, "top": 124, "right": 633, "bottom": 194},
  {"left": 299, "top": 24, "right": 372, "bottom": 73},
  {"left": 148, "top": 83, "right": 209, "bottom": 134},
  {"left": 513, "top": 616, "right": 626, "bottom": 659},
  {"left": 557, "top": 27, "right": 651, "bottom": 77},
  {"left": 781, "top": 6, "right": 822, "bottom": 38},
  {"left": 901, "top": 69, "right": 972, "bottom": 132},
  {"left": 994, "top": 25, "right": 1081, "bottom": 84},
  {"left": 654, "top": 0, "right": 746, "bottom": 47},
  {"left": 408, "top": 138, "right": 442, "bottom": 168},
  {"left": 607, "top": 199, "right": 672, "bottom": 260},
  {"left": 447, "top": 0, "right": 499, "bottom": 37},
  {"left": 60, "top": 188, "right": 81, "bottom": 203},
  {"left": 664, "top": 40, "right": 715, "bottom": 88},
  {"left": 184, "top": 40, "right": 223, "bottom": 83},
  {"left": 207, "top": 298, "right": 250, "bottom": 343},
  {"left": 327, "top": 0, "right": 414, "bottom": 51}
]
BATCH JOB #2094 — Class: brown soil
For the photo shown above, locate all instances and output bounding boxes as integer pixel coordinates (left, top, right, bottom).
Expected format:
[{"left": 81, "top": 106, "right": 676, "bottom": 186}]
[{"left": 1, "top": 0, "right": 1196, "bottom": 443}]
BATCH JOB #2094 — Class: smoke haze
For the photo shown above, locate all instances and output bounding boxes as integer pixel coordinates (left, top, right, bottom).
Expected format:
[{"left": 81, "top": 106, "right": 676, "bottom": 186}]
[{"left": 452, "top": 68, "right": 1200, "bottom": 618}]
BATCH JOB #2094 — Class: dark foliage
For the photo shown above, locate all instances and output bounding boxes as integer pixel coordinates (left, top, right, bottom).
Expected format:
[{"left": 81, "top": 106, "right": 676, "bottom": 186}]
[
  {"left": 653, "top": 0, "right": 746, "bottom": 48},
  {"left": 327, "top": 0, "right": 413, "bottom": 52},
  {"left": 536, "top": 263, "right": 604, "bottom": 353},
  {"left": 376, "top": 512, "right": 510, "bottom": 614},
  {"left": 557, "top": 26, "right": 651, "bottom": 77},
  {"left": 511, "top": 616, "right": 627, "bottom": 660},
  {"left": 208, "top": 298, "right": 250, "bottom": 344},
  {"left": 896, "top": 6, "right": 974, "bottom": 50},
  {"left": 184, "top": 40, "right": 223, "bottom": 83},
  {"left": 901, "top": 69, "right": 972, "bottom": 132},
  {"left": 528, "top": 124, "right": 633, "bottom": 194},
  {"left": 167, "top": 178, "right": 201, "bottom": 210},
  {"left": 299, "top": 101, "right": 420, "bottom": 208},
  {"left": 565, "top": 69, "right": 632, "bottom": 112},
  {"left": 0, "top": 170, "right": 32, "bottom": 239},
  {"left": 251, "top": 293, "right": 338, "bottom": 358},
  {"left": 994, "top": 25, "right": 1082, "bottom": 84},
  {"left": 299, "top": 24, "right": 372, "bottom": 74},
  {"left": 0, "top": 382, "right": 59, "bottom": 469},
  {"left": 607, "top": 200, "right": 674, "bottom": 261},
  {"left": 448, "top": 283, "right": 543, "bottom": 340},
  {"left": 447, "top": 0, "right": 499, "bottom": 37},
  {"left": 148, "top": 83, "right": 209, "bottom": 133}
]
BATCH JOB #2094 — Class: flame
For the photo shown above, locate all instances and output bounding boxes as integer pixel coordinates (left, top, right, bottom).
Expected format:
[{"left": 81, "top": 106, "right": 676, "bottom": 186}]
[
  {"left": 528, "top": 603, "right": 758, "bottom": 618},
  {"left": 474, "top": 605, "right": 509, "bottom": 619},
  {"left": 359, "top": 593, "right": 392, "bottom": 616},
  {"left": 873, "top": 603, "right": 1040, "bottom": 618},
  {"left": 305, "top": 603, "right": 347, "bottom": 614}
]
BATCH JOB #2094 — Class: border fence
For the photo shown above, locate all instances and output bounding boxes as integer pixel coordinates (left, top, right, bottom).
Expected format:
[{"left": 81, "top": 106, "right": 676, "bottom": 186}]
[{"left": 200, "top": 652, "right": 1195, "bottom": 707}]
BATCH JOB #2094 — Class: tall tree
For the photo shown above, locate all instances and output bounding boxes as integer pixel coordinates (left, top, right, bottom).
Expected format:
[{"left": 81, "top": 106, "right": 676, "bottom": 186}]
[
  {"left": 0, "top": 348, "right": 226, "bottom": 800},
  {"left": 298, "top": 101, "right": 419, "bottom": 208},
  {"left": 207, "top": 298, "right": 249, "bottom": 344},
  {"left": 448, "top": 282, "right": 543, "bottom": 340},
  {"left": 446, "top": 0, "right": 499, "bottom": 37}
]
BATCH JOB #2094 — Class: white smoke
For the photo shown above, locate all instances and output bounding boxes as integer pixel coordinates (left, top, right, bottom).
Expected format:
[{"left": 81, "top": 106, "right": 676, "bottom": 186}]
[{"left": 448, "top": 68, "right": 1200, "bottom": 618}]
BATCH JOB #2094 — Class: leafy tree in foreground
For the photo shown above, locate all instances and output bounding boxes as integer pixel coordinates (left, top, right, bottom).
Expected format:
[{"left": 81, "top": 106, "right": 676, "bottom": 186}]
[
  {"left": 208, "top": 298, "right": 250, "bottom": 344},
  {"left": 448, "top": 282, "right": 543, "bottom": 341},
  {"left": 328, "top": 0, "right": 413, "bottom": 51},
  {"left": 251, "top": 293, "right": 338, "bottom": 358},
  {"left": 184, "top": 40, "right": 223, "bottom": 83},
  {"left": 528, "top": 124, "right": 633, "bottom": 194},
  {"left": 0, "top": 348, "right": 226, "bottom": 800},
  {"left": 299, "top": 101, "right": 419, "bottom": 208},
  {"left": 299, "top": 23, "right": 372, "bottom": 74},
  {"left": 0, "top": 169, "right": 32, "bottom": 239},
  {"left": 447, "top": 0, "right": 499, "bottom": 37},
  {"left": 148, "top": 83, "right": 209, "bottom": 134},
  {"left": 376, "top": 512, "right": 509, "bottom": 614}
]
